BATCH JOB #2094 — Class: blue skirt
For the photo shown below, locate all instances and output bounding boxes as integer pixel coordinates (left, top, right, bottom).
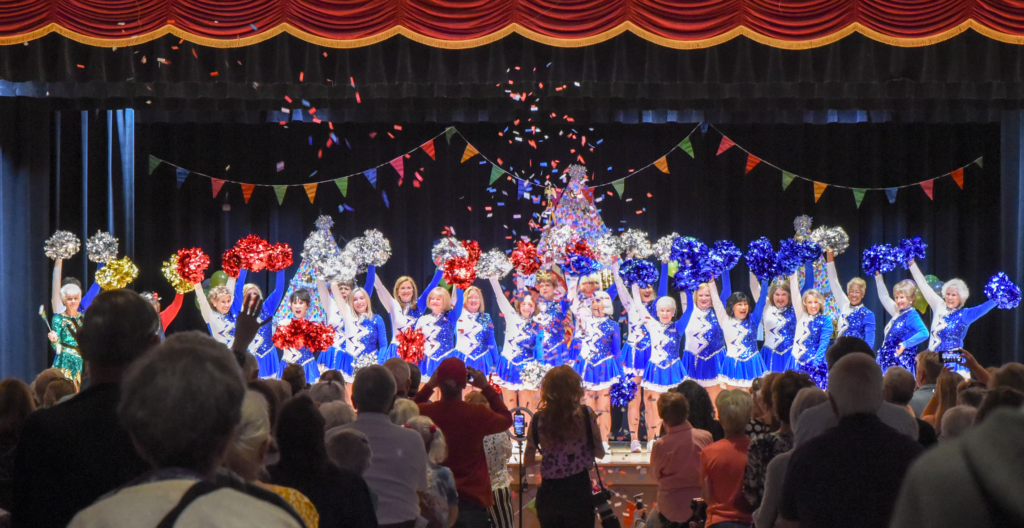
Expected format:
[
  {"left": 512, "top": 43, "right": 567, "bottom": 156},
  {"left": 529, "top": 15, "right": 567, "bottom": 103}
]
[
  {"left": 317, "top": 347, "right": 344, "bottom": 372},
  {"left": 565, "top": 339, "right": 582, "bottom": 364},
  {"left": 620, "top": 343, "right": 651, "bottom": 377},
  {"left": 720, "top": 351, "right": 767, "bottom": 387},
  {"left": 877, "top": 345, "right": 916, "bottom": 373},
  {"left": 574, "top": 355, "right": 625, "bottom": 391},
  {"left": 539, "top": 342, "right": 567, "bottom": 368},
  {"left": 378, "top": 342, "right": 399, "bottom": 363},
  {"left": 761, "top": 345, "right": 795, "bottom": 373},
  {"left": 463, "top": 349, "right": 496, "bottom": 376},
  {"left": 641, "top": 358, "right": 686, "bottom": 392},
  {"left": 681, "top": 347, "right": 724, "bottom": 387},
  {"left": 256, "top": 349, "right": 282, "bottom": 379},
  {"left": 422, "top": 349, "right": 465, "bottom": 378}
]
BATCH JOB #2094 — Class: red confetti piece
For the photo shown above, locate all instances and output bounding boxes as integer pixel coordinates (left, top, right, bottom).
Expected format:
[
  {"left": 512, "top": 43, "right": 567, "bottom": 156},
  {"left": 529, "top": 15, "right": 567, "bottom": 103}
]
[
  {"left": 299, "top": 72, "right": 304, "bottom": 81},
  {"left": 210, "top": 71, "right": 218, "bottom": 76},
  {"left": 323, "top": 52, "right": 328, "bottom": 57},
  {"left": 355, "top": 92, "right": 361, "bottom": 103},
  {"left": 394, "top": 124, "right": 402, "bottom": 130},
  {"left": 309, "top": 107, "right": 316, "bottom": 114},
  {"left": 413, "top": 180, "right": 420, "bottom": 188},
  {"left": 284, "top": 95, "right": 292, "bottom": 103},
  {"left": 539, "top": 82, "right": 544, "bottom": 88},
  {"left": 77, "top": 64, "right": 84, "bottom": 69},
  {"left": 326, "top": 138, "right": 333, "bottom": 148},
  {"left": 350, "top": 76, "right": 355, "bottom": 87},
  {"left": 192, "top": 49, "right": 197, "bottom": 58},
  {"left": 318, "top": 149, "right": 323, "bottom": 158},
  {"left": 369, "top": 132, "right": 376, "bottom": 138}
]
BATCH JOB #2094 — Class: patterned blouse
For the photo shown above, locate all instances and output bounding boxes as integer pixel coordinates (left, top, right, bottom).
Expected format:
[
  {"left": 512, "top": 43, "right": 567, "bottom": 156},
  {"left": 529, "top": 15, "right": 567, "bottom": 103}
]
[
  {"left": 483, "top": 432, "right": 513, "bottom": 490},
  {"left": 742, "top": 431, "right": 794, "bottom": 509},
  {"left": 745, "top": 418, "right": 771, "bottom": 440},
  {"left": 260, "top": 483, "right": 319, "bottom": 528},
  {"left": 535, "top": 408, "right": 595, "bottom": 480}
]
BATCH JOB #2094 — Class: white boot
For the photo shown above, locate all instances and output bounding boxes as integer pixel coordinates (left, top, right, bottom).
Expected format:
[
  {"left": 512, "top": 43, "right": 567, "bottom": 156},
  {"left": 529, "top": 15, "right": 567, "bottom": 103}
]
[
  {"left": 630, "top": 439, "right": 642, "bottom": 453},
  {"left": 647, "top": 439, "right": 655, "bottom": 452}
]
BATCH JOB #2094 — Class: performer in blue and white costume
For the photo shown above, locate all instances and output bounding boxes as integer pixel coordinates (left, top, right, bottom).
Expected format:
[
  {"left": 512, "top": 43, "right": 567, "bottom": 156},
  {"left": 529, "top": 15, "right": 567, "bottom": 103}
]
[
  {"left": 790, "top": 274, "right": 834, "bottom": 389},
  {"left": 317, "top": 269, "right": 375, "bottom": 372},
  {"left": 751, "top": 263, "right": 810, "bottom": 373},
  {"left": 532, "top": 269, "right": 572, "bottom": 367},
  {"left": 680, "top": 274, "right": 731, "bottom": 387},
  {"left": 710, "top": 275, "right": 768, "bottom": 388},
  {"left": 825, "top": 250, "right": 876, "bottom": 349},
  {"left": 572, "top": 290, "right": 624, "bottom": 449},
  {"left": 331, "top": 285, "right": 388, "bottom": 385},
  {"left": 375, "top": 269, "right": 442, "bottom": 362},
  {"left": 416, "top": 285, "right": 464, "bottom": 379},
  {"left": 489, "top": 277, "right": 544, "bottom": 412},
  {"left": 875, "top": 274, "right": 929, "bottom": 373},
  {"left": 909, "top": 259, "right": 999, "bottom": 376},
  {"left": 278, "top": 289, "right": 321, "bottom": 384},
  {"left": 193, "top": 276, "right": 239, "bottom": 346},
  {"left": 455, "top": 285, "right": 498, "bottom": 375},
  {"left": 233, "top": 268, "right": 286, "bottom": 379}
]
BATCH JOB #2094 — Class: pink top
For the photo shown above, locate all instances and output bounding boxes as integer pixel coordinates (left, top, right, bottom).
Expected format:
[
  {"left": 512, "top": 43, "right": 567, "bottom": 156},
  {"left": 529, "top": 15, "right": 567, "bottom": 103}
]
[
  {"left": 700, "top": 436, "right": 753, "bottom": 527},
  {"left": 650, "top": 422, "right": 714, "bottom": 522}
]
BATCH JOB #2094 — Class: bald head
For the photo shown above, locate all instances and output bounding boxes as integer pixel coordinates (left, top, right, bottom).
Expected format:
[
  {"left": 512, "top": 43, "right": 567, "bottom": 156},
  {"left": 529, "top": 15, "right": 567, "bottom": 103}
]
[
  {"left": 882, "top": 366, "right": 916, "bottom": 407},
  {"left": 382, "top": 358, "right": 411, "bottom": 397},
  {"left": 828, "top": 354, "right": 884, "bottom": 417}
]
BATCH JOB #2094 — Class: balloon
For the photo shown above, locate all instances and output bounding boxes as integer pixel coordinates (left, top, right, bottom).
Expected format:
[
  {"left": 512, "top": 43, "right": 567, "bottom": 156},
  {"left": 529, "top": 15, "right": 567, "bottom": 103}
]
[
  {"left": 914, "top": 288, "right": 929, "bottom": 314},
  {"left": 210, "top": 270, "right": 230, "bottom": 288},
  {"left": 931, "top": 281, "right": 944, "bottom": 295},
  {"left": 668, "top": 260, "right": 679, "bottom": 278},
  {"left": 924, "top": 274, "right": 941, "bottom": 287}
]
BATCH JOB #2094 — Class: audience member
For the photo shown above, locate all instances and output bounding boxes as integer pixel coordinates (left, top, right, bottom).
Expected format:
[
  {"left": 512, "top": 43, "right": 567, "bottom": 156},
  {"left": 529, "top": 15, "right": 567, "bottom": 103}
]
[
  {"left": 326, "top": 429, "right": 372, "bottom": 477},
  {"left": 794, "top": 337, "right": 918, "bottom": 446},
  {"left": 390, "top": 398, "right": 420, "bottom": 425},
  {"left": 743, "top": 371, "right": 814, "bottom": 509},
  {"left": 268, "top": 395, "right": 378, "bottom": 528},
  {"left": 282, "top": 364, "right": 308, "bottom": 397},
  {"left": 465, "top": 391, "right": 514, "bottom": 528},
  {"left": 409, "top": 362, "right": 422, "bottom": 396},
  {"left": 331, "top": 365, "right": 427, "bottom": 528},
  {"left": 248, "top": 379, "right": 282, "bottom": 430},
  {"left": 267, "top": 378, "right": 294, "bottom": 404},
  {"left": 956, "top": 380, "right": 986, "bottom": 408},
  {"left": 650, "top": 391, "right": 712, "bottom": 525},
  {"left": 989, "top": 362, "right": 1024, "bottom": 392},
  {"left": 921, "top": 370, "right": 959, "bottom": 429},
  {"left": 14, "top": 290, "right": 158, "bottom": 528},
  {"left": 700, "top": 389, "right": 754, "bottom": 528},
  {"left": 0, "top": 379, "right": 36, "bottom": 511},
  {"left": 524, "top": 366, "right": 605, "bottom": 528},
  {"left": 69, "top": 332, "right": 303, "bottom": 528},
  {"left": 242, "top": 352, "right": 259, "bottom": 381},
  {"left": 29, "top": 369, "right": 61, "bottom": 407},
  {"left": 890, "top": 407, "right": 1024, "bottom": 528},
  {"left": 975, "top": 386, "right": 1024, "bottom": 423},
  {"left": 407, "top": 416, "right": 459, "bottom": 528},
  {"left": 320, "top": 369, "right": 345, "bottom": 384},
  {"left": 882, "top": 366, "right": 938, "bottom": 447},
  {"left": 414, "top": 358, "right": 513, "bottom": 528},
  {"left": 753, "top": 387, "right": 828, "bottom": 528},
  {"left": 747, "top": 374, "right": 776, "bottom": 438},
  {"left": 310, "top": 381, "right": 346, "bottom": 404},
  {"left": 41, "top": 378, "right": 75, "bottom": 408},
  {"left": 383, "top": 358, "right": 412, "bottom": 398},
  {"left": 780, "top": 354, "right": 923, "bottom": 528},
  {"left": 939, "top": 406, "right": 977, "bottom": 440},
  {"left": 909, "top": 351, "right": 942, "bottom": 417},
  {"left": 674, "top": 380, "right": 725, "bottom": 441},
  {"left": 320, "top": 401, "right": 357, "bottom": 431}
]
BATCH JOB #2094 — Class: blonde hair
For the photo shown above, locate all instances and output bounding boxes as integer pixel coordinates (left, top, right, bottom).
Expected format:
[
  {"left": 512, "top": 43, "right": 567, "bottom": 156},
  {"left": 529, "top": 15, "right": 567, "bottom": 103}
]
[
  {"left": 893, "top": 279, "right": 918, "bottom": 302},
  {"left": 426, "top": 287, "right": 453, "bottom": 312},
  {"left": 715, "top": 389, "right": 753, "bottom": 436},
  {"left": 463, "top": 286, "right": 485, "bottom": 313},
  {"left": 348, "top": 287, "right": 374, "bottom": 317},
  {"left": 390, "top": 398, "right": 420, "bottom": 425},
  {"left": 941, "top": 279, "right": 970, "bottom": 306},
  {"left": 406, "top": 415, "right": 448, "bottom": 464},
  {"left": 224, "top": 391, "right": 270, "bottom": 481},
  {"left": 393, "top": 277, "right": 419, "bottom": 308},
  {"left": 242, "top": 284, "right": 264, "bottom": 300},
  {"left": 768, "top": 279, "right": 792, "bottom": 308},
  {"left": 207, "top": 286, "right": 232, "bottom": 307},
  {"left": 42, "top": 379, "right": 76, "bottom": 407},
  {"left": 802, "top": 289, "right": 826, "bottom": 312},
  {"left": 846, "top": 277, "right": 867, "bottom": 294}
]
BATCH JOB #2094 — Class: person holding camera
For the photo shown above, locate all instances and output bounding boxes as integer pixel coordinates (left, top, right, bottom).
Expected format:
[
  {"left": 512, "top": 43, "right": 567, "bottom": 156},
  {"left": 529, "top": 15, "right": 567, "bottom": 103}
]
[{"left": 524, "top": 366, "right": 607, "bottom": 528}]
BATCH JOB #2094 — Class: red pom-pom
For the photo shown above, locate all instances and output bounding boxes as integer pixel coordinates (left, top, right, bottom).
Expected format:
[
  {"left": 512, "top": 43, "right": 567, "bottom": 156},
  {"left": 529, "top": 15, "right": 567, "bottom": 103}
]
[
  {"left": 487, "top": 373, "right": 502, "bottom": 395},
  {"left": 265, "top": 242, "right": 294, "bottom": 272},
  {"left": 303, "top": 320, "right": 336, "bottom": 353},
  {"left": 460, "top": 240, "right": 481, "bottom": 266},
  {"left": 176, "top": 247, "right": 210, "bottom": 284},
  {"left": 443, "top": 256, "right": 477, "bottom": 290},
  {"left": 221, "top": 248, "right": 242, "bottom": 279},
  {"left": 396, "top": 327, "right": 426, "bottom": 364},
  {"left": 566, "top": 240, "right": 596, "bottom": 260},
  {"left": 272, "top": 318, "right": 336, "bottom": 353},
  {"left": 511, "top": 241, "right": 540, "bottom": 276},
  {"left": 235, "top": 235, "right": 271, "bottom": 272}
]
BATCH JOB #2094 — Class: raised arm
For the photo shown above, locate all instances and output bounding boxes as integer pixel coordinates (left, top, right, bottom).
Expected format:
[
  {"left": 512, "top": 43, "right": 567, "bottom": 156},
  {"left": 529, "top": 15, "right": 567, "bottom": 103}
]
[
  {"left": 802, "top": 261, "right": 814, "bottom": 292},
  {"left": 707, "top": 280, "right": 729, "bottom": 323},
  {"left": 612, "top": 267, "right": 632, "bottom": 312},
  {"left": 51, "top": 259, "right": 65, "bottom": 314},
  {"left": 721, "top": 270, "right": 733, "bottom": 303},
  {"left": 363, "top": 265, "right": 376, "bottom": 295},
  {"left": 680, "top": 290, "right": 695, "bottom": 326},
  {"left": 908, "top": 261, "right": 942, "bottom": 311},
  {"left": 749, "top": 272, "right": 761, "bottom": 302},
  {"left": 450, "top": 288, "right": 464, "bottom": 321},
  {"left": 488, "top": 277, "right": 521, "bottom": 324},
  {"left": 789, "top": 272, "right": 805, "bottom": 319},
  {"left": 79, "top": 264, "right": 103, "bottom": 312},
  {"left": 658, "top": 262, "right": 669, "bottom": 298},
  {"left": 316, "top": 279, "right": 334, "bottom": 314},
  {"left": 875, "top": 274, "right": 898, "bottom": 317},
  {"left": 332, "top": 284, "right": 357, "bottom": 341},
  {"left": 750, "top": 279, "right": 770, "bottom": 328},
  {"left": 263, "top": 270, "right": 286, "bottom": 317},
  {"left": 418, "top": 269, "right": 443, "bottom": 313},
  {"left": 230, "top": 270, "right": 249, "bottom": 315},
  {"left": 374, "top": 274, "right": 397, "bottom": 314},
  {"left": 160, "top": 292, "right": 184, "bottom": 330},
  {"left": 825, "top": 251, "right": 850, "bottom": 307},
  {"left": 962, "top": 299, "right": 998, "bottom": 326},
  {"left": 193, "top": 282, "right": 214, "bottom": 324}
]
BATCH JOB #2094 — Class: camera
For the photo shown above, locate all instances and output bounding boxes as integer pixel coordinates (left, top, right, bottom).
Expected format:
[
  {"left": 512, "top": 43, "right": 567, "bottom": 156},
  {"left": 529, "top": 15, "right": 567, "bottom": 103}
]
[
  {"left": 593, "top": 488, "right": 621, "bottom": 528},
  {"left": 633, "top": 494, "right": 644, "bottom": 512},
  {"left": 941, "top": 349, "right": 963, "bottom": 365}
]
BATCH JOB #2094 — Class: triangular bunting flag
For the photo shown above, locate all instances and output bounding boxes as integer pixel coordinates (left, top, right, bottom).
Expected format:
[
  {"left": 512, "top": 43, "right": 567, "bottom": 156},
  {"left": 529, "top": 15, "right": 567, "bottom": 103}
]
[
  {"left": 782, "top": 171, "right": 797, "bottom": 190},
  {"left": 303, "top": 183, "right": 317, "bottom": 203},
  {"left": 951, "top": 168, "right": 964, "bottom": 189},
  {"left": 885, "top": 187, "right": 898, "bottom": 203},
  {"left": 717, "top": 136, "right": 735, "bottom": 155},
  {"left": 273, "top": 185, "right": 287, "bottom": 205},
  {"left": 389, "top": 157, "right": 404, "bottom": 182},
  {"left": 654, "top": 156, "right": 669, "bottom": 174},
  {"left": 489, "top": 164, "right": 504, "bottom": 185},
  {"left": 678, "top": 137, "right": 694, "bottom": 158},
  {"left": 461, "top": 144, "right": 479, "bottom": 163},
  {"left": 175, "top": 167, "right": 189, "bottom": 188},
  {"left": 920, "top": 179, "right": 934, "bottom": 200},
  {"left": 612, "top": 180, "right": 625, "bottom": 198},
  {"left": 445, "top": 127, "right": 456, "bottom": 144},
  {"left": 517, "top": 180, "right": 532, "bottom": 200},
  {"left": 364, "top": 168, "right": 377, "bottom": 188},
  {"left": 421, "top": 140, "right": 436, "bottom": 160},
  {"left": 852, "top": 188, "right": 866, "bottom": 208},
  {"left": 975, "top": 157, "right": 984, "bottom": 168},
  {"left": 241, "top": 184, "right": 255, "bottom": 204},
  {"left": 335, "top": 178, "right": 349, "bottom": 197},
  {"left": 814, "top": 182, "right": 828, "bottom": 202},
  {"left": 148, "top": 155, "right": 162, "bottom": 175},
  {"left": 211, "top": 178, "right": 226, "bottom": 198},
  {"left": 745, "top": 154, "right": 761, "bottom": 174}
]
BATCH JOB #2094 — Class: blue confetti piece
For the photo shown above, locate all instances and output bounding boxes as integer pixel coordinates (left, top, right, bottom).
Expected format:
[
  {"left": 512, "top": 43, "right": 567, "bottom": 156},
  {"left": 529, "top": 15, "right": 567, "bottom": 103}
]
[
  {"left": 479, "top": 160, "right": 487, "bottom": 165},
  {"left": 250, "top": 23, "right": 258, "bottom": 31},
  {"left": 345, "top": 139, "right": 351, "bottom": 149},
  {"left": 381, "top": 191, "right": 389, "bottom": 208},
  {"left": 497, "top": 202, "right": 504, "bottom": 206},
  {"left": 607, "top": 166, "right": 612, "bottom": 170},
  {"left": 330, "top": 133, "right": 338, "bottom": 143},
  {"left": 539, "top": 162, "right": 548, "bottom": 167},
  {"left": 596, "top": 139, "right": 603, "bottom": 145},
  {"left": 309, "top": 170, "right": 317, "bottom": 178},
  {"left": 301, "top": 99, "right": 310, "bottom": 107},
  {"left": 308, "top": 136, "right": 312, "bottom": 145}
]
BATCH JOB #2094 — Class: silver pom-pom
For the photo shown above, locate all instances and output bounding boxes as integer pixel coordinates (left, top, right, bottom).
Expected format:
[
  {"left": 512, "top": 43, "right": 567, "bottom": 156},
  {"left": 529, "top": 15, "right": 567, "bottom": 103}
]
[
  {"left": 794, "top": 215, "right": 813, "bottom": 238},
  {"left": 314, "top": 215, "right": 334, "bottom": 232},
  {"left": 321, "top": 249, "right": 358, "bottom": 283},
  {"left": 432, "top": 237, "right": 468, "bottom": 270},
  {"left": 653, "top": 233, "right": 680, "bottom": 262},
  {"left": 595, "top": 233, "right": 621, "bottom": 267},
  {"left": 353, "top": 353, "right": 376, "bottom": 372},
  {"left": 302, "top": 230, "right": 337, "bottom": 270},
  {"left": 546, "top": 225, "right": 574, "bottom": 250},
  {"left": 360, "top": 229, "right": 391, "bottom": 267},
  {"left": 619, "top": 229, "right": 653, "bottom": 258},
  {"left": 44, "top": 231, "right": 81, "bottom": 260},
  {"left": 476, "top": 249, "right": 513, "bottom": 279},
  {"left": 809, "top": 226, "right": 850, "bottom": 256},
  {"left": 86, "top": 231, "right": 119, "bottom": 263},
  {"left": 519, "top": 360, "right": 550, "bottom": 390}
]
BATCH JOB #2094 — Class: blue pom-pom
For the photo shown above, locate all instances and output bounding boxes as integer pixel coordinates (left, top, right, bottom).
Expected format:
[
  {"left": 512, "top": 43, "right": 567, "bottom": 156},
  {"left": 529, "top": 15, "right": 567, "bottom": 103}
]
[
  {"left": 566, "top": 253, "right": 601, "bottom": 276},
  {"left": 670, "top": 237, "right": 708, "bottom": 268},
  {"left": 746, "top": 237, "right": 778, "bottom": 282},
  {"left": 620, "top": 258, "right": 659, "bottom": 289},
  {"left": 861, "top": 244, "right": 898, "bottom": 276},
  {"left": 797, "top": 240, "right": 823, "bottom": 264},
  {"left": 896, "top": 236, "right": 928, "bottom": 269},
  {"left": 711, "top": 240, "right": 742, "bottom": 272},
  {"left": 610, "top": 379, "right": 638, "bottom": 407},
  {"left": 985, "top": 272, "right": 1021, "bottom": 309},
  {"left": 777, "top": 239, "right": 816, "bottom": 276},
  {"left": 672, "top": 267, "right": 703, "bottom": 292}
]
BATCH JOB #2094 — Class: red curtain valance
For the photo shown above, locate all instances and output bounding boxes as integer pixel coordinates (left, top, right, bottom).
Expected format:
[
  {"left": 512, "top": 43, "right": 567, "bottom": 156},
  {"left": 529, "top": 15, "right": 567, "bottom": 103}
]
[{"left": 2, "top": 1, "right": 1023, "bottom": 49}]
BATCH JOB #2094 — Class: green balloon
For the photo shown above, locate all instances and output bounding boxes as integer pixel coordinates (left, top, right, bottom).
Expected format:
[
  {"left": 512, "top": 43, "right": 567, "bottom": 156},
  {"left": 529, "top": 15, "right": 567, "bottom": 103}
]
[
  {"left": 210, "top": 271, "right": 230, "bottom": 288},
  {"left": 914, "top": 288, "right": 929, "bottom": 314},
  {"left": 668, "top": 261, "right": 679, "bottom": 278},
  {"left": 924, "top": 274, "right": 941, "bottom": 287}
]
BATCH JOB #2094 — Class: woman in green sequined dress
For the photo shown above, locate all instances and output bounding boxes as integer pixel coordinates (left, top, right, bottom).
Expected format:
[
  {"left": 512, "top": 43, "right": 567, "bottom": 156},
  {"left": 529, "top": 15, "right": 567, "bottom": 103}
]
[{"left": 47, "top": 283, "right": 84, "bottom": 387}]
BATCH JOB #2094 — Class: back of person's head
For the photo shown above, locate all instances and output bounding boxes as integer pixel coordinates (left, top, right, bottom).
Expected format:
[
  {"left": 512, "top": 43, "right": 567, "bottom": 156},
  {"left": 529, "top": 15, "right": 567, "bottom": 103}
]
[
  {"left": 383, "top": 358, "right": 412, "bottom": 396},
  {"left": 118, "top": 331, "right": 245, "bottom": 476},
  {"left": 77, "top": 290, "right": 161, "bottom": 368},
  {"left": 320, "top": 401, "right": 357, "bottom": 431},
  {"left": 42, "top": 379, "right": 76, "bottom": 407},
  {"left": 828, "top": 353, "right": 884, "bottom": 416},
  {"left": 352, "top": 365, "right": 397, "bottom": 414},
  {"left": 957, "top": 385, "right": 987, "bottom": 408},
  {"left": 715, "top": 390, "right": 753, "bottom": 436},
  {"left": 915, "top": 351, "right": 943, "bottom": 385},
  {"left": 265, "top": 378, "right": 293, "bottom": 405},
  {"left": 247, "top": 380, "right": 281, "bottom": 431},
  {"left": 538, "top": 366, "right": 586, "bottom": 446},
  {"left": 990, "top": 363, "right": 1024, "bottom": 392},
  {"left": 432, "top": 358, "right": 468, "bottom": 400},
  {"left": 882, "top": 366, "right": 917, "bottom": 407},
  {"left": 309, "top": 381, "right": 346, "bottom": 404},
  {"left": 934, "top": 370, "right": 961, "bottom": 415},
  {"left": 465, "top": 390, "right": 487, "bottom": 406},
  {"left": 224, "top": 391, "right": 271, "bottom": 481},
  {"left": 31, "top": 368, "right": 61, "bottom": 405},
  {"left": 976, "top": 387, "right": 1024, "bottom": 423},
  {"left": 390, "top": 398, "right": 420, "bottom": 425},
  {"left": 940, "top": 406, "right": 978, "bottom": 440},
  {"left": 824, "top": 336, "right": 875, "bottom": 369},
  {"left": 674, "top": 380, "right": 717, "bottom": 431},
  {"left": 326, "top": 429, "right": 371, "bottom": 475},
  {"left": 790, "top": 387, "right": 829, "bottom": 433},
  {"left": 759, "top": 372, "right": 780, "bottom": 422},
  {"left": 405, "top": 415, "right": 448, "bottom": 464},
  {"left": 242, "top": 353, "right": 259, "bottom": 381},
  {"left": 772, "top": 371, "right": 815, "bottom": 425},
  {"left": 657, "top": 391, "right": 690, "bottom": 428},
  {"left": 408, "top": 362, "right": 422, "bottom": 395},
  {"left": 0, "top": 378, "right": 36, "bottom": 444},
  {"left": 276, "top": 395, "right": 327, "bottom": 468},
  {"left": 281, "top": 364, "right": 307, "bottom": 396},
  {"left": 319, "top": 369, "right": 345, "bottom": 384}
]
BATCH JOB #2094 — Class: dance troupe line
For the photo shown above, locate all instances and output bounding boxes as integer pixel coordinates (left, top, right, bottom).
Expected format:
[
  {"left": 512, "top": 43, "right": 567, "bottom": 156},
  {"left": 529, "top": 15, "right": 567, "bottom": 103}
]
[{"left": 42, "top": 218, "right": 1021, "bottom": 454}]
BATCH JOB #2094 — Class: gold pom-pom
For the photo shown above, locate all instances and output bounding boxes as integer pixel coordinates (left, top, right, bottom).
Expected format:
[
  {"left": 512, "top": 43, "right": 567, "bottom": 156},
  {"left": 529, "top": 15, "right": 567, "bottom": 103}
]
[
  {"left": 96, "top": 257, "right": 139, "bottom": 291},
  {"left": 161, "top": 255, "right": 195, "bottom": 294}
]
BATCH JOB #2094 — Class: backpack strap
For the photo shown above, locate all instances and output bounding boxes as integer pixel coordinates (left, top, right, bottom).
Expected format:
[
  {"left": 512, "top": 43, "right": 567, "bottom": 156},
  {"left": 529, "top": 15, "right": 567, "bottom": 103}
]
[{"left": 156, "top": 481, "right": 223, "bottom": 528}]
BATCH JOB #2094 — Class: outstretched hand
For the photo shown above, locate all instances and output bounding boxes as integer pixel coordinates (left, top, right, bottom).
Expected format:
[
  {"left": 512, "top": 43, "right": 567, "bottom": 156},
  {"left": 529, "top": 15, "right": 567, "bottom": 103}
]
[{"left": 232, "top": 292, "right": 268, "bottom": 355}]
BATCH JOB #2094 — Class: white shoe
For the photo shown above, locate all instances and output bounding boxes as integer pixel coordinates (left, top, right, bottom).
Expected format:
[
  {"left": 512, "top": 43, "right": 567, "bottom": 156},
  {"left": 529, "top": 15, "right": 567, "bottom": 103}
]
[
  {"left": 647, "top": 439, "right": 655, "bottom": 452},
  {"left": 602, "top": 441, "right": 611, "bottom": 454},
  {"left": 630, "top": 440, "right": 642, "bottom": 453}
]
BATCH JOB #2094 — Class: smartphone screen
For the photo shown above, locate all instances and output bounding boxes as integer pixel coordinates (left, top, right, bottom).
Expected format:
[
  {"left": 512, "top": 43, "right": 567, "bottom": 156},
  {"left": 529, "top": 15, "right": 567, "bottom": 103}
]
[
  {"left": 513, "top": 413, "right": 525, "bottom": 437},
  {"left": 941, "top": 350, "right": 962, "bottom": 364}
]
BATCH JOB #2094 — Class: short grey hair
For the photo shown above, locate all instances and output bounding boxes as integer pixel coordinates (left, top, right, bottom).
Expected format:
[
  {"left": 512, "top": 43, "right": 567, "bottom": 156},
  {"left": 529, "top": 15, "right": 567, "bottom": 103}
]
[
  {"left": 882, "top": 366, "right": 916, "bottom": 407},
  {"left": 224, "top": 391, "right": 271, "bottom": 481},
  {"left": 319, "top": 401, "right": 357, "bottom": 431},
  {"left": 715, "top": 389, "right": 753, "bottom": 436},
  {"left": 790, "top": 387, "right": 829, "bottom": 433},
  {"left": 59, "top": 283, "right": 82, "bottom": 301},
  {"left": 389, "top": 398, "right": 420, "bottom": 425},
  {"left": 310, "top": 381, "right": 346, "bottom": 404},
  {"left": 326, "top": 429, "right": 372, "bottom": 476},
  {"left": 118, "top": 331, "right": 245, "bottom": 475},
  {"left": 352, "top": 365, "right": 397, "bottom": 414},
  {"left": 383, "top": 358, "right": 411, "bottom": 394},
  {"left": 941, "top": 279, "right": 970, "bottom": 306},
  {"left": 828, "top": 354, "right": 883, "bottom": 416},
  {"left": 655, "top": 296, "right": 677, "bottom": 315},
  {"left": 940, "top": 406, "right": 977, "bottom": 440}
]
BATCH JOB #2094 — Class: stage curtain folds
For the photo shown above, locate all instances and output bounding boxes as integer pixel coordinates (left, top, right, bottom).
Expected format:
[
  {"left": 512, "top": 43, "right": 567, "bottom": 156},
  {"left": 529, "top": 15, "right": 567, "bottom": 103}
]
[{"left": 2, "top": 1, "right": 1024, "bottom": 49}]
